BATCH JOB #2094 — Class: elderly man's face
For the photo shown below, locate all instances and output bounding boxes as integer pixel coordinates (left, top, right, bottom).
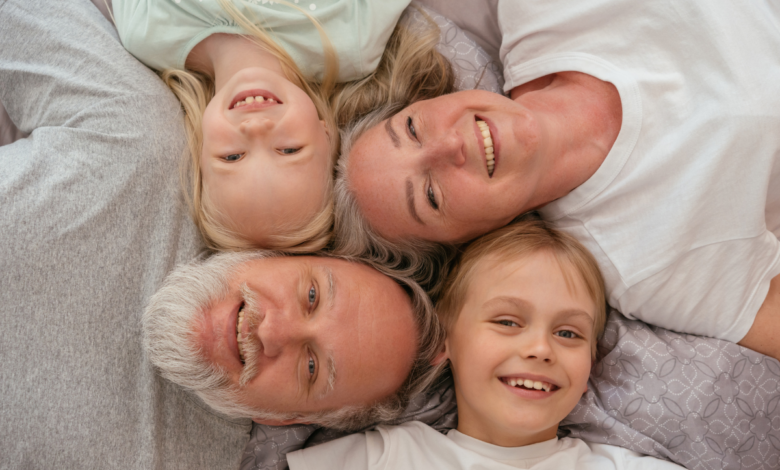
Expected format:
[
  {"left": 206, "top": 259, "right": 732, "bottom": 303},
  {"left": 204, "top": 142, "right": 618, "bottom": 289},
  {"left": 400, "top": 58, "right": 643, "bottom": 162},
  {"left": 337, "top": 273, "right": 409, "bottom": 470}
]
[{"left": 194, "top": 256, "right": 418, "bottom": 423}]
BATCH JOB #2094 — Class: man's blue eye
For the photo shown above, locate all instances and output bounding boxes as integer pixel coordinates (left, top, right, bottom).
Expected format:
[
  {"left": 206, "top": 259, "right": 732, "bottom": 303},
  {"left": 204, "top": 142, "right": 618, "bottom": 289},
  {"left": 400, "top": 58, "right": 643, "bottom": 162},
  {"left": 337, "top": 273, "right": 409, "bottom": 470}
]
[
  {"left": 308, "top": 357, "right": 315, "bottom": 376},
  {"left": 281, "top": 148, "right": 301, "bottom": 155},
  {"left": 224, "top": 153, "right": 242, "bottom": 162},
  {"left": 308, "top": 285, "right": 316, "bottom": 306}
]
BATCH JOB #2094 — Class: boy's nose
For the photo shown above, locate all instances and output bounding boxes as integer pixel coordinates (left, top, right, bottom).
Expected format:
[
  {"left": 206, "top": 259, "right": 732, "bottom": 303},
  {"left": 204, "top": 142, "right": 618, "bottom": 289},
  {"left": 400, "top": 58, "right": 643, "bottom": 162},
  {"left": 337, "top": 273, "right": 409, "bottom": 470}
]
[{"left": 521, "top": 331, "right": 555, "bottom": 363}]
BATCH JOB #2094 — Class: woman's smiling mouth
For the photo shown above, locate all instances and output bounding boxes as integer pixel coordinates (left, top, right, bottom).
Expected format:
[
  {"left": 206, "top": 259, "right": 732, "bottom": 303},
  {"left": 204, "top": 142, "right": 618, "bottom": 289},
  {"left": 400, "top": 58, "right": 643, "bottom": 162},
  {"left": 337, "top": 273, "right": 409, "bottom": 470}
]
[{"left": 476, "top": 118, "right": 496, "bottom": 177}]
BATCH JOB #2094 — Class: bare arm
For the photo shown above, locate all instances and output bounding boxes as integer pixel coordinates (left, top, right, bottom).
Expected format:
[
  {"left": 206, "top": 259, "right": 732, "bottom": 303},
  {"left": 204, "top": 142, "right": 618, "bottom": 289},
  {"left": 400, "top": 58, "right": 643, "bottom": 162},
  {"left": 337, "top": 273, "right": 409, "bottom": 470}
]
[{"left": 738, "top": 273, "right": 780, "bottom": 361}]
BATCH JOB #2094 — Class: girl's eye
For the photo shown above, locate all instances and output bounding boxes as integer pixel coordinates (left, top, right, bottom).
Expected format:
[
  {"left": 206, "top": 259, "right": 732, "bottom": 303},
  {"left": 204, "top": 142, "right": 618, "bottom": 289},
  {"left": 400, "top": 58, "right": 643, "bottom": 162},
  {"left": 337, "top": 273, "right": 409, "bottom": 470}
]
[
  {"left": 223, "top": 153, "right": 243, "bottom": 162},
  {"left": 281, "top": 148, "right": 301, "bottom": 155},
  {"left": 407, "top": 116, "right": 417, "bottom": 139},
  {"left": 556, "top": 330, "right": 578, "bottom": 339},
  {"left": 497, "top": 319, "right": 519, "bottom": 327},
  {"left": 308, "top": 285, "right": 317, "bottom": 307},
  {"left": 308, "top": 357, "right": 316, "bottom": 377},
  {"left": 426, "top": 184, "right": 439, "bottom": 210}
]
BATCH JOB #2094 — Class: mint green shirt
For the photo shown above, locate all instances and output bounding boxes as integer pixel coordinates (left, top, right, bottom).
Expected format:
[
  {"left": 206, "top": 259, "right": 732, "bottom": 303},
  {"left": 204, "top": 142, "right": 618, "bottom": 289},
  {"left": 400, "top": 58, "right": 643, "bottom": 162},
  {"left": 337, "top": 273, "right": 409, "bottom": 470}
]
[{"left": 114, "top": 0, "right": 410, "bottom": 82}]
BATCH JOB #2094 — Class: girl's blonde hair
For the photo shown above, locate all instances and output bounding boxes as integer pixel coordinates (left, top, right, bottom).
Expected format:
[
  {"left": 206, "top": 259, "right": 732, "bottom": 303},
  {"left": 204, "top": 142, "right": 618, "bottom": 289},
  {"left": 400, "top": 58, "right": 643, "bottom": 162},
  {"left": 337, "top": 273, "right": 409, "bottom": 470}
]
[{"left": 162, "top": 0, "right": 339, "bottom": 253}]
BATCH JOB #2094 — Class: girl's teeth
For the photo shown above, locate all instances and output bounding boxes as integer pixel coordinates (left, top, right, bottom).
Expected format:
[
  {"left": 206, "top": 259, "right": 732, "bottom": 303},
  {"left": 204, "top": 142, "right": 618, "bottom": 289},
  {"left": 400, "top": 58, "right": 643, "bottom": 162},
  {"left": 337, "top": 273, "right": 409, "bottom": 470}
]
[{"left": 233, "top": 96, "right": 268, "bottom": 108}]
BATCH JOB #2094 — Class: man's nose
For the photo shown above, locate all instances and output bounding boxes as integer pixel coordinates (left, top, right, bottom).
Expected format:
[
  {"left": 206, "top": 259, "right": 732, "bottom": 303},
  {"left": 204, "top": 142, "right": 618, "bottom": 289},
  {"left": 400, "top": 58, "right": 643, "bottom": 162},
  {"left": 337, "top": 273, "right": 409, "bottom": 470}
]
[
  {"left": 254, "top": 308, "right": 304, "bottom": 358},
  {"left": 240, "top": 116, "right": 274, "bottom": 137}
]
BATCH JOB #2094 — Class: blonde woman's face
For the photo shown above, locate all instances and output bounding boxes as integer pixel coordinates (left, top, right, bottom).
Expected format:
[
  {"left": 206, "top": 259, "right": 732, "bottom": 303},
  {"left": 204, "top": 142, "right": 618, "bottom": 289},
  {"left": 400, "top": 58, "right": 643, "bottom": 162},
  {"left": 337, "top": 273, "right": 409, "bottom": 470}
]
[
  {"left": 200, "top": 67, "right": 331, "bottom": 246},
  {"left": 443, "top": 251, "right": 595, "bottom": 447}
]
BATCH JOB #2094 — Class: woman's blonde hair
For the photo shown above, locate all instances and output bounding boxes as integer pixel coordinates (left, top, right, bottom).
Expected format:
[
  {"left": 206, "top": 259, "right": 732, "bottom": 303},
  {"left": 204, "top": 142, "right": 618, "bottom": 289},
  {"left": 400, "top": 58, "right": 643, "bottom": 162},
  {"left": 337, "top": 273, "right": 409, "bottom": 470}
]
[
  {"left": 330, "top": 6, "right": 458, "bottom": 296},
  {"left": 162, "top": 0, "right": 339, "bottom": 253}
]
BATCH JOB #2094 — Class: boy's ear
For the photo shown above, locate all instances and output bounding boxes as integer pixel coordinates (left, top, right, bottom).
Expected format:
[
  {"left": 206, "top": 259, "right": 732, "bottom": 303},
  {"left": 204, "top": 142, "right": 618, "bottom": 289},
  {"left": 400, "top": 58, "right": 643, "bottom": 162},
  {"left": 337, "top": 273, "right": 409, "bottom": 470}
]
[{"left": 253, "top": 417, "right": 309, "bottom": 426}]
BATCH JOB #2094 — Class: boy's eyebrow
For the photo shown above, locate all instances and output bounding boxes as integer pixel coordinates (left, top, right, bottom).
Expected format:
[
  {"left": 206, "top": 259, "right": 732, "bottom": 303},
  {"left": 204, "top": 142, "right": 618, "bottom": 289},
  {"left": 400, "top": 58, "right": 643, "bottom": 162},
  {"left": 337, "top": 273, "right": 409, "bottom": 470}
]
[
  {"left": 556, "top": 309, "right": 595, "bottom": 326},
  {"left": 483, "top": 296, "right": 594, "bottom": 325}
]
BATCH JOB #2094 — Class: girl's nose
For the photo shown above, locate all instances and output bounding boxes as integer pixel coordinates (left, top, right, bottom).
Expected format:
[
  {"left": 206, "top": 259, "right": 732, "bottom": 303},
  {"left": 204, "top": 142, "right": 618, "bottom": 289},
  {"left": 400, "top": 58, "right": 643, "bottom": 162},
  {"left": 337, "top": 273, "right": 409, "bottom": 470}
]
[{"left": 240, "top": 117, "right": 274, "bottom": 136}]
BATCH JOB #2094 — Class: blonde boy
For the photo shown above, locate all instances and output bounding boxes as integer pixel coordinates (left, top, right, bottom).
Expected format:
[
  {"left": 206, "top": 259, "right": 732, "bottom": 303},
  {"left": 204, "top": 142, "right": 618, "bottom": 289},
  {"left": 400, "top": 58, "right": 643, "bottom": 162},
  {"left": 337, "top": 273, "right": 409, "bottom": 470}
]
[{"left": 288, "top": 218, "right": 684, "bottom": 469}]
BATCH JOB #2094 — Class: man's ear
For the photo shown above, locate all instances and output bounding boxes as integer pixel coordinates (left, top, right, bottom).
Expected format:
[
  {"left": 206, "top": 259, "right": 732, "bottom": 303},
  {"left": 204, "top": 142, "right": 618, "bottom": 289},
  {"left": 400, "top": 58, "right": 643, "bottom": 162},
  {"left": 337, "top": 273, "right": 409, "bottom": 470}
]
[{"left": 252, "top": 418, "right": 310, "bottom": 426}]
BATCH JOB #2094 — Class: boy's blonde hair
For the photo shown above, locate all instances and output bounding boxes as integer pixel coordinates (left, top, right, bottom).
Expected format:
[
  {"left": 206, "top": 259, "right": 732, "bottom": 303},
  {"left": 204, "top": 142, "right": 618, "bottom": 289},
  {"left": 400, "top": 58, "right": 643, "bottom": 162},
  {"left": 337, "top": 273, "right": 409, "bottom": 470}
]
[
  {"left": 162, "top": 0, "right": 339, "bottom": 253},
  {"left": 437, "top": 215, "right": 607, "bottom": 358}
]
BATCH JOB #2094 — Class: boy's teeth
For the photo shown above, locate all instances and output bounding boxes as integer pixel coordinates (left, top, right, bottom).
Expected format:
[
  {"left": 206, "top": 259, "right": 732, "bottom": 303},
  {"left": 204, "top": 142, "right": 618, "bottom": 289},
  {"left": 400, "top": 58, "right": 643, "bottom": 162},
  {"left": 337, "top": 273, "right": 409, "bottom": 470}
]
[{"left": 505, "top": 378, "right": 552, "bottom": 392}]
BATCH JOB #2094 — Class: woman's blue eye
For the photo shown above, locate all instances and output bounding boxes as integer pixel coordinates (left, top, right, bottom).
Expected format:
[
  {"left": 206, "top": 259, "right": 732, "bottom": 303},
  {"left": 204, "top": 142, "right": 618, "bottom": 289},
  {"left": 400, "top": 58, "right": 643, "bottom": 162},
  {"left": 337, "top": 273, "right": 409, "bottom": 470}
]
[
  {"left": 224, "top": 153, "right": 242, "bottom": 162},
  {"left": 308, "top": 357, "right": 316, "bottom": 377},
  {"left": 407, "top": 116, "right": 417, "bottom": 139},
  {"left": 308, "top": 285, "right": 316, "bottom": 306},
  {"left": 556, "top": 330, "right": 577, "bottom": 339},
  {"left": 281, "top": 148, "right": 301, "bottom": 155}
]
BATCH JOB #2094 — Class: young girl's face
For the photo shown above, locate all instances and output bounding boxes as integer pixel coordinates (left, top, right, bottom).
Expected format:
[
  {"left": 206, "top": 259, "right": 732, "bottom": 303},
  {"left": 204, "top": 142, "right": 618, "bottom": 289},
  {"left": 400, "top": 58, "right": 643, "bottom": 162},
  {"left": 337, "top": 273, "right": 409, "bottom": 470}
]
[
  {"left": 443, "top": 250, "right": 596, "bottom": 447},
  {"left": 199, "top": 67, "right": 331, "bottom": 245}
]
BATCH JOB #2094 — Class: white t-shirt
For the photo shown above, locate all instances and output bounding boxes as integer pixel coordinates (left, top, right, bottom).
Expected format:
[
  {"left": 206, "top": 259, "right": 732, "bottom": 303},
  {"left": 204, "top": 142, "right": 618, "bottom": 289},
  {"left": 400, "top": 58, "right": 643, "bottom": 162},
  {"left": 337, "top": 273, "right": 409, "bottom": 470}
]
[
  {"left": 498, "top": 0, "right": 780, "bottom": 342},
  {"left": 288, "top": 421, "right": 684, "bottom": 470}
]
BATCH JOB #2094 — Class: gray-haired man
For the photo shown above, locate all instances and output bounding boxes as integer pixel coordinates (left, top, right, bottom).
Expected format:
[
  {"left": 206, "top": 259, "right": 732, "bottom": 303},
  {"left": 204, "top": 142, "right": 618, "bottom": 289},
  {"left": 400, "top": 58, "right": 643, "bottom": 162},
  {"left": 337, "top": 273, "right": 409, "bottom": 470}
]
[{"left": 144, "top": 251, "right": 443, "bottom": 431}]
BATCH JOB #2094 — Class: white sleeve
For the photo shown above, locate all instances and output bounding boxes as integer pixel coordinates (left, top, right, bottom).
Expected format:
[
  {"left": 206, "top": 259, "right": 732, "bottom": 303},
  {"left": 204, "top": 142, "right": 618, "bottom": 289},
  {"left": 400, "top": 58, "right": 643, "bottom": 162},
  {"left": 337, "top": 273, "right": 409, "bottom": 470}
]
[
  {"left": 590, "top": 443, "right": 686, "bottom": 470},
  {"left": 287, "top": 432, "right": 371, "bottom": 470}
]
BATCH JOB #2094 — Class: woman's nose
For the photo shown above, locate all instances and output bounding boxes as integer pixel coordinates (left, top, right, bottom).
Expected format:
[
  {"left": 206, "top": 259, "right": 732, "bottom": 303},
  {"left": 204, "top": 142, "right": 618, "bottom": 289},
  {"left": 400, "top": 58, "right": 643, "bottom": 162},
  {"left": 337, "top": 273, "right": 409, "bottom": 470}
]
[
  {"left": 423, "top": 129, "right": 465, "bottom": 168},
  {"left": 240, "top": 117, "right": 274, "bottom": 136}
]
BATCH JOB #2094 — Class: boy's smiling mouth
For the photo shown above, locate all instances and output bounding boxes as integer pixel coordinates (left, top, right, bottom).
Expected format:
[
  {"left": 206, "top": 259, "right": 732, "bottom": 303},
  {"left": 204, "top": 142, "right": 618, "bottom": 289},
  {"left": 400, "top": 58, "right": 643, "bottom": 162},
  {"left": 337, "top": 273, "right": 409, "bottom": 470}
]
[{"left": 500, "top": 376, "right": 559, "bottom": 394}]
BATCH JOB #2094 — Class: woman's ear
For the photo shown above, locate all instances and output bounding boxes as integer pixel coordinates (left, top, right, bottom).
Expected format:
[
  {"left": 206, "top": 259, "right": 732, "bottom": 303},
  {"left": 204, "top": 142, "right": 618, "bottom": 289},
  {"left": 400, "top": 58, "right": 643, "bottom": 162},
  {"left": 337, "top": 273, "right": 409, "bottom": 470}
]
[{"left": 431, "top": 339, "right": 450, "bottom": 366}]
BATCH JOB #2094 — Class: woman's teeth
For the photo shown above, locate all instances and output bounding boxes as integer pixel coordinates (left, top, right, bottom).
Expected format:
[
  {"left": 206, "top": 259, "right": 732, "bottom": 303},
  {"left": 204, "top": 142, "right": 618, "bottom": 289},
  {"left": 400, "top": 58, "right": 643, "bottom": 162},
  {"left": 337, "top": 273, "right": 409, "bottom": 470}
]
[
  {"left": 477, "top": 119, "right": 494, "bottom": 176},
  {"left": 504, "top": 377, "right": 553, "bottom": 392},
  {"left": 236, "top": 304, "right": 246, "bottom": 363},
  {"left": 233, "top": 95, "right": 275, "bottom": 109}
]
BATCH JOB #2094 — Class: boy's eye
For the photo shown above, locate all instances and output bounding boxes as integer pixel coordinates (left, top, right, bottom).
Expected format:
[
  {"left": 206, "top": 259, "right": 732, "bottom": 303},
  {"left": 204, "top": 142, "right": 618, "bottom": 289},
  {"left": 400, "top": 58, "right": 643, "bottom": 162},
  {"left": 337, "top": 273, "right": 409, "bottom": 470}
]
[
  {"left": 496, "top": 319, "right": 519, "bottom": 327},
  {"left": 308, "top": 285, "right": 317, "bottom": 307},
  {"left": 280, "top": 148, "right": 301, "bottom": 155},
  {"left": 223, "top": 153, "right": 243, "bottom": 162},
  {"left": 555, "top": 330, "right": 578, "bottom": 339}
]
